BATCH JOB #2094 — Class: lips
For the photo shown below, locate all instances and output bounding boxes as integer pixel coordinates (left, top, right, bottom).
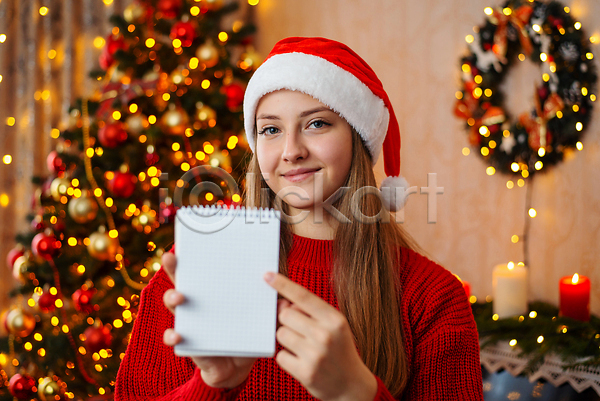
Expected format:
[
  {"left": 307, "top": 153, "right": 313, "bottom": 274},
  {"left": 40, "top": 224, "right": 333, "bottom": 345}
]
[{"left": 282, "top": 167, "right": 321, "bottom": 182}]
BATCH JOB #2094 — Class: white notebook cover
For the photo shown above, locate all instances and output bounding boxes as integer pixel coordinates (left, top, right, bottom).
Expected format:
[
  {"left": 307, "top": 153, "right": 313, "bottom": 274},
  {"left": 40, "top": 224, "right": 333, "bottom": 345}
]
[{"left": 174, "top": 206, "right": 280, "bottom": 357}]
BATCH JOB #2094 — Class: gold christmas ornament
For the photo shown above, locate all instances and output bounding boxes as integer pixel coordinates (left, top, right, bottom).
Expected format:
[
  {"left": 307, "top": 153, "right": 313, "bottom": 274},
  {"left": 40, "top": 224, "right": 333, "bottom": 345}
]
[
  {"left": 170, "top": 66, "right": 187, "bottom": 85},
  {"left": 37, "top": 377, "right": 61, "bottom": 401},
  {"left": 196, "top": 41, "right": 220, "bottom": 68},
  {"left": 161, "top": 105, "right": 189, "bottom": 135},
  {"left": 132, "top": 210, "right": 156, "bottom": 231},
  {"left": 110, "top": 66, "right": 128, "bottom": 83},
  {"left": 195, "top": 103, "right": 217, "bottom": 126},
  {"left": 67, "top": 109, "right": 81, "bottom": 130},
  {"left": 12, "top": 255, "right": 32, "bottom": 282},
  {"left": 125, "top": 113, "right": 147, "bottom": 135},
  {"left": 145, "top": 255, "right": 163, "bottom": 272},
  {"left": 50, "top": 177, "right": 71, "bottom": 201},
  {"left": 143, "top": 68, "right": 160, "bottom": 83},
  {"left": 68, "top": 194, "right": 99, "bottom": 224},
  {"left": 208, "top": 150, "right": 231, "bottom": 170},
  {"left": 124, "top": 2, "right": 145, "bottom": 23},
  {"left": 5, "top": 307, "right": 36, "bottom": 337},
  {"left": 239, "top": 48, "right": 262, "bottom": 71},
  {"left": 88, "top": 228, "right": 119, "bottom": 261}
]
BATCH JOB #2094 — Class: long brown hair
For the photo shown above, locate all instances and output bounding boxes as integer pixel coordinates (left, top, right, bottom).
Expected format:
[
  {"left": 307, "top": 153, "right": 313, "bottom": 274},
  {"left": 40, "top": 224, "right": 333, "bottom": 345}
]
[{"left": 244, "top": 129, "right": 418, "bottom": 397}]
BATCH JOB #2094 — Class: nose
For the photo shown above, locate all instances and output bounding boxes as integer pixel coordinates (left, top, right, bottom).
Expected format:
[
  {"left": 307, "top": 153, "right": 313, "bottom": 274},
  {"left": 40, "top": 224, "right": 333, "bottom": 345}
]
[{"left": 282, "top": 131, "right": 308, "bottom": 162}]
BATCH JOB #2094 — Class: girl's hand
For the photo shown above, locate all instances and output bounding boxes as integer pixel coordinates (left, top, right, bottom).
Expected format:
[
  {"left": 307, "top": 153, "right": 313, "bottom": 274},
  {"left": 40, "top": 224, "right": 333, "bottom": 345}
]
[
  {"left": 161, "top": 253, "right": 256, "bottom": 389},
  {"left": 265, "top": 272, "right": 378, "bottom": 401}
]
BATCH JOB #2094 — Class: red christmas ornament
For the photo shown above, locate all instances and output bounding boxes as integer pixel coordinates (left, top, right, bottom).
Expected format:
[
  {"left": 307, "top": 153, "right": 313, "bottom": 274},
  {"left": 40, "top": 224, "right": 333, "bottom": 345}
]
[
  {"left": 47, "top": 150, "right": 66, "bottom": 173},
  {"left": 31, "top": 232, "right": 60, "bottom": 260},
  {"left": 8, "top": 373, "right": 36, "bottom": 399},
  {"left": 31, "top": 212, "right": 46, "bottom": 231},
  {"left": 52, "top": 216, "right": 66, "bottom": 232},
  {"left": 99, "top": 35, "right": 128, "bottom": 70},
  {"left": 170, "top": 21, "right": 196, "bottom": 47},
  {"left": 159, "top": 203, "right": 176, "bottom": 223},
  {"left": 6, "top": 246, "right": 24, "bottom": 270},
  {"left": 145, "top": 152, "right": 160, "bottom": 166},
  {"left": 38, "top": 291, "right": 58, "bottom": 312},
  {"left": 109, "top": 171, "right": 137, "bottom": 198},
  {"left": 84, "top": 325, "right": 113, "bottom": 353},
  {"left": 98, "top": 122, "right": 128, "bottom": 148},
  {"left": 72, "top": 287, "right": 97, "bottom": 314},
  {"left": 223, "top": 83, "right": 245, "bottom": 110},
  {"left": 157, "top": 0, "right": 182, "bottom": 18}
]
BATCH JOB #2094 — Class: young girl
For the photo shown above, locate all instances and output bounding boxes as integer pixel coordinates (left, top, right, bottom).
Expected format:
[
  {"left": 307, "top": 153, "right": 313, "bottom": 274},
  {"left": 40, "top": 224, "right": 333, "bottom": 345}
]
[{"left": 115, "top": 37, "right": 484, "bottom": 400}]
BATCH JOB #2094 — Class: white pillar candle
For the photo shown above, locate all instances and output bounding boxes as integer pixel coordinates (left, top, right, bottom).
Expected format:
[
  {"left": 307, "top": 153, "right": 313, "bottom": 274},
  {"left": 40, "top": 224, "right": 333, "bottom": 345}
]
[{"left": 492, "top": 262, "right": 528, "bottom": 318}]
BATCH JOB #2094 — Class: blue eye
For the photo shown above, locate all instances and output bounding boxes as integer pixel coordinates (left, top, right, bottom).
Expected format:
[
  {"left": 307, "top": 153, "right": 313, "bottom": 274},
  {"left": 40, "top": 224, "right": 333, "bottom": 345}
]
[
  {"left": 309, "top": 120, "right": 329, "bottom": 129},
  {"left": 258, "top": 126, "right": 280, "bottom": 135}
]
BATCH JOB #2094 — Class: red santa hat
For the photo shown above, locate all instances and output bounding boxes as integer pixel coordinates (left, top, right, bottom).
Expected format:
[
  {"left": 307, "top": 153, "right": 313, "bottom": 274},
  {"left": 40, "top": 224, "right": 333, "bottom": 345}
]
[{"left": 243, "top": 37, "right": 408, "bottom": 211}]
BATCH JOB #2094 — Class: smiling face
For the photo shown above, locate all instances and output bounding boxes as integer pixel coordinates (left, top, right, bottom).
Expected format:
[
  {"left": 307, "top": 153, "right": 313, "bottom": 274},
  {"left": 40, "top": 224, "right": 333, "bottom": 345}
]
[{"left": 255, "top": 90, "right": 353, "bottom": 213}]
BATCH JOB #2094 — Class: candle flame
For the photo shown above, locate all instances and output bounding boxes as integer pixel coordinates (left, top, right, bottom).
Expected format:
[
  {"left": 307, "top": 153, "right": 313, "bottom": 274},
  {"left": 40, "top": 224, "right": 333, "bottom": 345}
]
[
  {"left": 572, "top": 273, "right": 579, "bottom": 284},
  {"left": 507, "top": 262, "right": 515, "bottom": 270}
]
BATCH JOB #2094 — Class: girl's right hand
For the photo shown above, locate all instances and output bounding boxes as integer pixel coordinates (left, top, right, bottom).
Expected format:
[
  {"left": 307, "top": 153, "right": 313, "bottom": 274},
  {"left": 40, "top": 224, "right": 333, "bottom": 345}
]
[{"left": 161, "top": 252, "right": 257, "bottom": 389}]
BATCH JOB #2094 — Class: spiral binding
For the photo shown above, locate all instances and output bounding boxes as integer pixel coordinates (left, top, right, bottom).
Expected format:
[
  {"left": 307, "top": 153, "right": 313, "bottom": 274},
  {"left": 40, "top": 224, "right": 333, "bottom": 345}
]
[{"left": 177, "top": 205, "right": 280, "bottom": 220}]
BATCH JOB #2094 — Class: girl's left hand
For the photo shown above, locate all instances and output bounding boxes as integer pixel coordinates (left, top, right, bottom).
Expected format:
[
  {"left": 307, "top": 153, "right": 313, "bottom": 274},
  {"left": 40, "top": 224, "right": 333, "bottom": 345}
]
[{"left": 264, "top": 272, "right": 378, "bottom": 401}]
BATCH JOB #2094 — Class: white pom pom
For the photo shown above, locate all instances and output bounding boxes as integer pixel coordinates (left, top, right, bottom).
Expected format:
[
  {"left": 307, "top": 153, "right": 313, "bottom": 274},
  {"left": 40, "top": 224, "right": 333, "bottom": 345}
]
[{"left": 380, "top": 175, "right": 409, "bottom": 212}]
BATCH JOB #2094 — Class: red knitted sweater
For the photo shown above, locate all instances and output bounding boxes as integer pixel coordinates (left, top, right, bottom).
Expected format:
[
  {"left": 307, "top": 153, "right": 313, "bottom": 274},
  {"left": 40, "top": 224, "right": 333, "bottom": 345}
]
[{"left": 115, "top": 235, "right": 483, "bottom": 400}]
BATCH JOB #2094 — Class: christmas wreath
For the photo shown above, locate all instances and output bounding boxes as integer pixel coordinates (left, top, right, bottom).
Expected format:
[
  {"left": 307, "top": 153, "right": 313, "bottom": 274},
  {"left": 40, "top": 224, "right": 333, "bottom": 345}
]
[{"left": 455, "top": 0, "right": 597, "bottom": 177}]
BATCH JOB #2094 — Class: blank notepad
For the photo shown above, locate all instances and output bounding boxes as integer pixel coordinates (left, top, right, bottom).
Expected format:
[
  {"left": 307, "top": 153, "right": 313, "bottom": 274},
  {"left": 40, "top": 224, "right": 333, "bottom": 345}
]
[{"left": 174, "top": 206, "right": 280, "bottom": 357}]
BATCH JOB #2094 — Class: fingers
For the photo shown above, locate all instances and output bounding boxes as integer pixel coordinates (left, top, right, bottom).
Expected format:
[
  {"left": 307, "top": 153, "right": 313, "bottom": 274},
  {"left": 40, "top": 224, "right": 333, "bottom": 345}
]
[
  {"left": 265, "top": 273, "right": 330, "bottom": 320},
  {"left": 278, "top": 302, "right": 313, "bottom": 335},
  {"left": 163, "top": 329, "right": 182, "bottom": 347},
  {"left": 161, "top": 252, "right": 177, "bottom": 283},
  {"left": 163, "top": 289, "right": 185, "bottom": 314},
  {"left": 275, "top": 349, "right": 308, "bottom": 386}
]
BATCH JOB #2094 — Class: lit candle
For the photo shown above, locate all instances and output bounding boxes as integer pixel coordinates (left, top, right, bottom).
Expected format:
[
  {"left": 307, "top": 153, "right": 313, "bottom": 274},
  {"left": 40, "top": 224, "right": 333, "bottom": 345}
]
[
  {"left": 492, "top": 262, "right": 528, "bottom": 318},
  {"left": 559, "top": 273, "right": 590, "bottom": 322}
]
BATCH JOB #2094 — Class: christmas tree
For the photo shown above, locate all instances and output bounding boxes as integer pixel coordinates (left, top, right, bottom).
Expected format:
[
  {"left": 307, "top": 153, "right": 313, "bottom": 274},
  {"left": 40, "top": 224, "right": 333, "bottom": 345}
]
[{"left": 0, "top": 0, "right": 259, "bottom": 399}]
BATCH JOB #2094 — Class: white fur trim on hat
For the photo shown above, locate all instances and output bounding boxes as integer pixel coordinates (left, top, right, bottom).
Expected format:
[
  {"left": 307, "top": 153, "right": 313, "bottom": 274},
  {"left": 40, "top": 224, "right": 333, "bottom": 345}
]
[
  {"left": 243, "top": 52, "right": 390, "bottom": 165},
  {"left": 380, "top": 175, "right": 409, "bottom": 212}
]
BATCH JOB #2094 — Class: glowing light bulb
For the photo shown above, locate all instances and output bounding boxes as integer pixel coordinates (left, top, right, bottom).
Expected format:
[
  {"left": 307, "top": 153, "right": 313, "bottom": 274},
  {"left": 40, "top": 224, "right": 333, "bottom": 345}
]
[{"left": 93, "top": 36, "right": 105, "bottom": 48}]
